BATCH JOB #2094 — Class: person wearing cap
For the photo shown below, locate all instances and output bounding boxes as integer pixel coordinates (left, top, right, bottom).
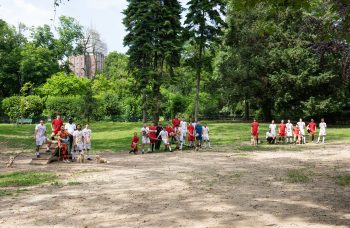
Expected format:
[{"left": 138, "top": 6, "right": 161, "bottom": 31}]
[
  {"left": 266, "top": 128, "right": 275, "bottom": 144},
  {"left": 64, "top": 117, "right": 76, "bottom": 158}
]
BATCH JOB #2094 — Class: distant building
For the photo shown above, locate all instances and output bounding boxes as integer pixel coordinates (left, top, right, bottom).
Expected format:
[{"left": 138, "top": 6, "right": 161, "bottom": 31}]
[{"left": 69, "top": 29, "right": 107, "bottom": 78}]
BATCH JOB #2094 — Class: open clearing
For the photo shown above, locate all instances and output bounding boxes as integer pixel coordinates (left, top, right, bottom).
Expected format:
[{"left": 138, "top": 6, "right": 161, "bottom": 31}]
[{"left": 0, "top": 142, "right": 349, "bottom": 228}]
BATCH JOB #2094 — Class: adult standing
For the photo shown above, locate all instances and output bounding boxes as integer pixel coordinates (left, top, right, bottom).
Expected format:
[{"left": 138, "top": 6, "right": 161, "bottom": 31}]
[
  {"left": 307, "top": 118, "right": 317, "bottom": 142},
  {"left": 64, "top": 117, "right": 76, "bottom": 157},
  {"left": 180, "top": 117, "right": 187, "bottom": 146},
  {"left": 149, "top": 122, "right": 157, "bottom": 152},
  {"left": 297, "top": 118, "right": 306, "bottom": 144},
  {"left": 286, "top": 119, "right": 293, "bottom": 143},
  {"left": 51, "top": 114, "right": 63, "bottom": 140},
  {"left": 195, "top": 120, "right": 203, "bottom": 151},
  {"left": 317, "top": 118, "right": 327, "bottom": 144},
  {"left": 172, "top": 114, "right": 181, "bottom": 129},
  {"left": 155, "top": 122, "right": 162, "bottom": 151},
  {"left": 251, "top": 119, "right": 259, "bottom": 146},
  {"left": 269, "top": 120, "right": 277, "bottom": 144}
]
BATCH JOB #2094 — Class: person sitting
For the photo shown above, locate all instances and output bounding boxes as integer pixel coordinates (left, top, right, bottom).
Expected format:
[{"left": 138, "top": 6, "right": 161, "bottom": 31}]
[{"left": 266, "top": 128, "right": 275, "bottom": 144}]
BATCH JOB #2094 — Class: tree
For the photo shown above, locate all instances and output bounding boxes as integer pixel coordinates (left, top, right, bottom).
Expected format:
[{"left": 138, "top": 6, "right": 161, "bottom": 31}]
[
  {"left": 123, "top": 0, "right": 183, "bottom": 123},
  {"left": 184, "top": 0, "right": 226, "bottom": 121}
]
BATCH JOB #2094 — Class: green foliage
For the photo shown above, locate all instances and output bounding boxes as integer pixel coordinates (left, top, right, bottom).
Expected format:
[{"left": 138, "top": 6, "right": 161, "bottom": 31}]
[
  {"left": 38, "top": 72, "right": 89, "bottom": 97},
  {"left": 2, "top": 95, "right": 43, "bottom": 120},
  {"left": 45, "top": 96, "right": 84, "bottom": 119},
  {"left": 336, "top": 175, "right": 350, "bottom": 186},
  {"left": 0, "top": 171, "right": 57, "bottom": 187},
  {"left": 287, "top": 169, "right": 312, "bottom": 183}
]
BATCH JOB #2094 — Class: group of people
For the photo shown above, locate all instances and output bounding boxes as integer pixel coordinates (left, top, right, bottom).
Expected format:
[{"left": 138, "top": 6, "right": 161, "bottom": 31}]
[
  {"left": 251, "top": 118, "right": 327, "bottom": 145},
  {"left": 34, "top": 114, "right": 92, "bottom": 163},
  {"left": 130, "top": 115, "right": 212, "bottom": 154}
]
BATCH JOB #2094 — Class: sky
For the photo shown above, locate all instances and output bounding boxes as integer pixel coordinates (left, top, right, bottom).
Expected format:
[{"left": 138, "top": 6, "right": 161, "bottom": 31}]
[{"left": 0, "top": 0, "right": 188, "bottom": 54}]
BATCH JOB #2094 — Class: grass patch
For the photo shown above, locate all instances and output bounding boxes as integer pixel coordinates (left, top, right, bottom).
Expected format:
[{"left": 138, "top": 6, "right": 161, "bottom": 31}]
[
  {"left": 0, "top": 171, "right": 57, "bottom": 187},
  {"left": 67, "top": 181, "right": 82, "bottom": 186},
  {"left": 287, "top": 169, "right": 312, "bottom": 183},
  {"left": 336, "top": 175, "right": 350, "bottom": 186},
  {"left": 0, "top": 189, "right": 28, "bottom": 197}
]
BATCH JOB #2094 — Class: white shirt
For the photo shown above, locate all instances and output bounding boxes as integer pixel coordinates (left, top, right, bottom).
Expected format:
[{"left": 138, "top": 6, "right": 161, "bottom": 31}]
[
  {"left": 141, "top": 127, "right": 149, "bottom": 137},
  {"left": 269, "top": 124, "right": 277, "bottom": 136},
  {"left": 202, "top": 126, "right": 209, "bottom": 136},
  {"left": 297, "top": 121, "right": 306, "bottom": 134},
  {"left": 319, "top": 122, "right": 327, "bottom": 134},
  {"left": 286, "top": 123, "right": 293, "bottom": 132},
  {"left": 180, "top": 121, "right": 187, "bottom": 131},
  {"left": 73, "top": 130, "right": 84, "bottom": 144},
  {"left": 35, "top": 124, "right": 46, "bottom": 139},
  {"left": 65, "top": 123, "right": 76, "bottom": 135},
  {"left": 160, "top": 130, "right": 168, "bottom": 140},
  {"left": 82, "top": 128, "right": 92, "bottom": 144},
  {"left": 266, "top": 132, "right": 274, "bottom": 138}
]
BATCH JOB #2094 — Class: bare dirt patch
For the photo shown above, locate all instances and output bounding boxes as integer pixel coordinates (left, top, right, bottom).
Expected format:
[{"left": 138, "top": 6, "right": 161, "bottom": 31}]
[{"left": 0, "top": 143, "right": 349, "bottom": 228}]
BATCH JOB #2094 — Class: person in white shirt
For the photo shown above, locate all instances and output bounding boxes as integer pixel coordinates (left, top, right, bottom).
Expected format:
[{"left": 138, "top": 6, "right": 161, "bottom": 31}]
[
  {"left": 180, "top": 117, "right": 187, "bottom": 146},
  {"left": 286, "top": 119, "right": 293, "bottom": 143},
  {"left": 158, "top": 127, "right": 172, "bottom": 152},
  {"left": 141, "top": 122, "right": 150, "bottom": 154},
  {"left": 202, "top": 123, "right": 212, "bottom": 149},
  {"left": 82, "top": 124, "right": 92, "bottom": 160},
  {"left": 269, "top": 120, "right": 277, "bottom": 143},
  {"left": 297, "top": 118, "right": 306, "bottom": 144},
  {"left": 266, "top": 129, "right": 275, "bottom": 144},
  {"left": 73, "top": 124, "right": 84, "bottom": 161},
  {"left": 317, "top": 118, "right": 327, "bottom": 144},
  {"left": 64, "top": 117, "right": 76, "bottom": 156},
  {"left": 34, "top": 119, "right": 51, "bottom": 158}
]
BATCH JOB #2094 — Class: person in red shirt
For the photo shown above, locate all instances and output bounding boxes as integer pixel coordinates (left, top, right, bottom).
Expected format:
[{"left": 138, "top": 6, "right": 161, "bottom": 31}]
[
  {"left": 251, "top": 119, "right": 259, "bottom": 146},
  {"left": 187, "top": 124, "right": 195, "bottom": 148},
  {"left": 278, "top": 120, "right": 287, "bottom": 143},
  {"left": 293, "top": 125, "right": 301, "bottom": 144},
  {"left": 130, "top": 132, "right": 139, "bottom": 154},
  {"left": 51, "top": 114, "right": 63, "bottom": 140},
  {"left": 172, "top": 115, "right": 181, "bottom": 129},
  {"left": 57, "top": 125, "right": 70, "bottom": 162},
  {"left": 307, "top": 118, "right": 317, "bottom": 142},
  {"left": 165, "top": 123, "right": 174, "bottom": 144},
  {"left": 148, "top": 122, "right": 157, "bottom": 152}
]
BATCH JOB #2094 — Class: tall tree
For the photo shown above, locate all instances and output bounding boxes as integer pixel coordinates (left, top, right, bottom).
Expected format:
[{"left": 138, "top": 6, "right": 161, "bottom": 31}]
[
  {"left": 123, "top": 0, "right": 183, "bottom": 123},
  {"left": 184, "top": 0, "right": 226, "bottom": 121}
]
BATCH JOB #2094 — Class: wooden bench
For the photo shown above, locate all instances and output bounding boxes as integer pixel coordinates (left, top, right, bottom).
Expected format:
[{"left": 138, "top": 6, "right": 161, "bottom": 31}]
[{"left": 16, "top": 118, "right": 32, "bottom": 124}]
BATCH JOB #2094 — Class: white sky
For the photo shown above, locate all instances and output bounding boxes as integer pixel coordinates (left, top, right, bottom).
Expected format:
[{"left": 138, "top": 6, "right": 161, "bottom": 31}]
[{"left": 0, "top": 0, "right": 188, "bottom": 54}]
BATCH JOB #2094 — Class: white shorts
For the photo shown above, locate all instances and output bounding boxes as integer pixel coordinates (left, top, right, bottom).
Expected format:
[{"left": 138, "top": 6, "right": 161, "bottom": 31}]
[
  {"left": 75, "top": 143, "right": 84, "bottom": 151},
  {"left": 36, "top": 136, "right": 47, "bottom": 146},
  {"left": 203, "top": 135, "right": 210, "bottom": 141},
  {"left": 84, "top": 143, "right": 91, "bottom": 150},
  {"left": 142, "top": 136, "right": 150, "bottom": 144},
  {"left": 299, "top": 130, "right": 305, "bottom": 136},
  {"left": 162, "top": 138, "right": 169, "bottom": 145},
  {"left": 286, "top": 131, "right": 293, "bottom": 137},
  {"left": 319, "top": 130, "right": 326, "bottom": 136}
]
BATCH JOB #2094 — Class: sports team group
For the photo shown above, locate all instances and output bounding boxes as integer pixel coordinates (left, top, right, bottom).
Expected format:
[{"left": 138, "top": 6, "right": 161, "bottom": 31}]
[
  {"left": 33, "top": 114, "right": 328, "bottom": 162},
  {"left": 250, "top": 118, "right": 327, "bottom": 145}
]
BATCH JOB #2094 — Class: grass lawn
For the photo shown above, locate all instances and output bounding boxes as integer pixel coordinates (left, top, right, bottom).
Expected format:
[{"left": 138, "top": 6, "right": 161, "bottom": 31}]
[{"left": 0, "top": 122, "right": 349, "bottom": 153}]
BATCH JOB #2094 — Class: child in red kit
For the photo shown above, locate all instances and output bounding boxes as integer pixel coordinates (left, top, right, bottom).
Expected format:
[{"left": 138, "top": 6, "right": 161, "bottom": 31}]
[{"left": 130, "top": 132, "right": 139, "bottom": 154}]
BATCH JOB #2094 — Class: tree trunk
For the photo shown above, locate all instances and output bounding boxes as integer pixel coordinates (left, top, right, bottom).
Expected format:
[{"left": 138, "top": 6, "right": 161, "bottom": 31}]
[
  {"left": 244, "top": 99, "right": 249, "bottom": 121},
  {"left": 152, "top": 82, "right": 160, "bottom": 124},
  {"left": 142, "top": 88, "right": 147, "bottom": 123},
  {"left": 194, "top": 44, "right": 203, "bottom": 122}
]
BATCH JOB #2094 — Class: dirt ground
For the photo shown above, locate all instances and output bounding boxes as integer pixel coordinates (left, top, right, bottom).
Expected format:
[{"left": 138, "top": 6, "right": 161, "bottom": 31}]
[{"left": 0, "top": 142, "right": 349, "bottom": 228}]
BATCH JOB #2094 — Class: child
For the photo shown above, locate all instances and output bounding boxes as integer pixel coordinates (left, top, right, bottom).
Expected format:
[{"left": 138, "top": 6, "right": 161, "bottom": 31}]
[
  {"left": 202, "top": 123, "right": 212, "bottom": 149},
  {"left": 278, "top": 120, "right": 286, "bottom": 143},
  {"left": 286, "top": 119, "right": 293, "bottom": 143},
  {"left": 73, "top": 124, "right": 84, "bottom": 162},
  {"left": 149, "top": 122, "right": 157, "bottom": 152},
  {"left": 34, "top": 119, "right": 51, "bottom": 158},
  {"left": 82, "top": 124, "right": 92, "bottom": 160},
  {"left": 307, "top": 119, "right": 317, "bottom": 142},
  {"left": 251, "top": 119, "right": 259, "bottom": 146},
  {"left": 317, "top": 118, "right": 327, "bottom": 144},
  {"left": 130, "top": 132, "right": 139, "bottom": 154},
  {"left": 187, "top": 123, "right": 195, "bottom": 148},
  {"left": 293, "top": 125, "right": 301, "bottom": 144},
  {"left": 159, "top": 126, "right": 172, "bottom": 152},
  {"left": 57, "top": 125, "right": 70, "bottom": 163},
  {"left": 141, "top": 122, "right": 150, "bottom": 154},
  {"left": 195, "top": 120, "right": 203, "bottom": 151}
]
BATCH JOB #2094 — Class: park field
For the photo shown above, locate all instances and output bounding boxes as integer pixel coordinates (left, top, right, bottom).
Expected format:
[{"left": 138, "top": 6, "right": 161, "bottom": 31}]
[{"left": 0, "top": 122, "right": 349, "bottom": 153}]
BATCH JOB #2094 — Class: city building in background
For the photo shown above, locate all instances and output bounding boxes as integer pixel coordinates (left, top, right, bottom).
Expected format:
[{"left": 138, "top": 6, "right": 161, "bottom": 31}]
[{"left": 69, "top": 28, "right": 107, "bottom": 78}]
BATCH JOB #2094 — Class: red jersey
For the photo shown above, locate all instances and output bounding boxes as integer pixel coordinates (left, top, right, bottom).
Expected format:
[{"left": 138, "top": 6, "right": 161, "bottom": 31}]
[
  {"left": 279, "top": 123, "right": 286, "bottom": 133},
  {"left": 149, "top": 126, "right": 157, "bottom": 139},
  {"left": 172, "top": 118, "right": 180, "bottom": 128},
  {"left": 52, "top": 119, "right": 63, "bottom": 132},
  {"left": 309, "top": 122, "right": 316, "bottom": 133},
  {"left": 131, "top": 136, "right": 139, "bottom": 145},
  {"left": 166, "top": 126, "right": 174, "bottom": 136},
  {"left": 293, "top": 127, "right": 300, "bottom": 136},
  {"left": 251, "top": 122, "right": 259, "bottom": 133},
  {"left": 187, "top": 125, "right": 194, "bottom": 135}
]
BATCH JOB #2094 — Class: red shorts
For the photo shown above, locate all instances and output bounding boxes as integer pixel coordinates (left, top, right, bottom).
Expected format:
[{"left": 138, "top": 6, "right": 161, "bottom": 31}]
[
  {"left": 188, "top": 135, "right": 195, "bottom": 141},
  {"left": 252, "top": 131, "right": 258, "bottom": 137},
  {"left": 279, "top": 132, "right": 286, "bottom": 137},
  {"left": 131, "top": 143, "right": 138, "bottom": 152},
  {"left": 53, "top": 129, "right": 60, "bottom": 135},
  {"left": 149, "top": 135, "right": 157, "bottom": 144}
]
